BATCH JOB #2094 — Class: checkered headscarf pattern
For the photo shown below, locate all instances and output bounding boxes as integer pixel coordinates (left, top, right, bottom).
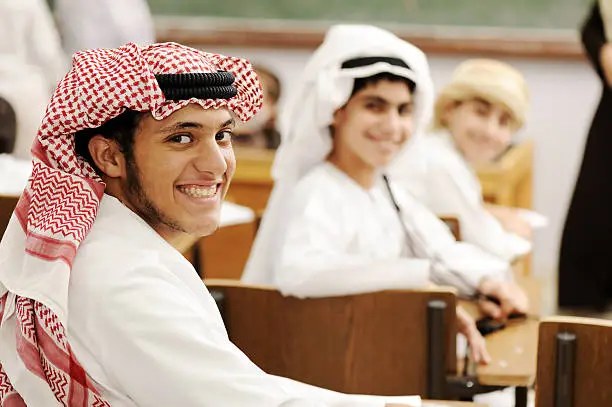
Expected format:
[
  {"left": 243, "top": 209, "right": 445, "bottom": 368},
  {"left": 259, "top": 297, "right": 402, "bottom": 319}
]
[{"left": 0, "top": 42, "right": 262, "bottom": 406}]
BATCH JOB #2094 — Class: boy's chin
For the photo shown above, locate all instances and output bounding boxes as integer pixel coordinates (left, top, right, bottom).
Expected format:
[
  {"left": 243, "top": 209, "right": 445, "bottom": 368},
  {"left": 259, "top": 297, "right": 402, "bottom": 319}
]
[
  {"left": 463, "top": 148, "right": 495, "bottom": 165},
  {"left": 373, "top": 152, "right": 399, "bottom": 167},
  {"left": 185, "top": 217, "right": 222, "bottom": 238}
]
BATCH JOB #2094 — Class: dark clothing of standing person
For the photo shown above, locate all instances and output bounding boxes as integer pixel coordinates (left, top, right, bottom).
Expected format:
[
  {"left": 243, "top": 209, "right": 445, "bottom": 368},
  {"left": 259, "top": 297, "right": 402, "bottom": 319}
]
[{"left": 559, "top": 1, "right": 612, "bottom": 310}]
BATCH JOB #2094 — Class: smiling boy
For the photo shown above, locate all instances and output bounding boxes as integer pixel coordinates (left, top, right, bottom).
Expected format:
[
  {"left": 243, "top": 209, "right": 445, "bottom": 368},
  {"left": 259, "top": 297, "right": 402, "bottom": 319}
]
[{"left": 0, "top": 42, "right": 421, "bottom": 407}]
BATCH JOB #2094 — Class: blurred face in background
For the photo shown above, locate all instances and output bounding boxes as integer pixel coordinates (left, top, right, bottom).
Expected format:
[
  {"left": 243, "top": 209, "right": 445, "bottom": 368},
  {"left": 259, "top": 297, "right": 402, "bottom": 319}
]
[{"left": 443, "top": 97, "right": 515, "bottom": 165}]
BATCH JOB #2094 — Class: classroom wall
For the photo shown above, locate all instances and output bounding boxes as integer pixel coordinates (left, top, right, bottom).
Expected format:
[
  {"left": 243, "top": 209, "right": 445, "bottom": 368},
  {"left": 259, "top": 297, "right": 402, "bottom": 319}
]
[{"left": 206, "top": 45, "right": 601, "bottom": 312}]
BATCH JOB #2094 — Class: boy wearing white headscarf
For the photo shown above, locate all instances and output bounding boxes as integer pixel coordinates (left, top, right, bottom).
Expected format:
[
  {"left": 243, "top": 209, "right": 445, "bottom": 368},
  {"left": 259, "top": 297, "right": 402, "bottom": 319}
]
[
  {"left": 389, "top": 59, "right": 533, "bottom": 263},
  {"left": 243, "top": 26, "right": 529, "bottom": 359}
]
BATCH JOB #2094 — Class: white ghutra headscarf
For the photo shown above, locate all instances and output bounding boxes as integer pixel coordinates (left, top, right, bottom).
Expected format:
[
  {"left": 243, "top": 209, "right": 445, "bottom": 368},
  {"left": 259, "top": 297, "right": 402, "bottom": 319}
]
[{"left": 242, "top": 24, "right": 435, "bottom": 285}]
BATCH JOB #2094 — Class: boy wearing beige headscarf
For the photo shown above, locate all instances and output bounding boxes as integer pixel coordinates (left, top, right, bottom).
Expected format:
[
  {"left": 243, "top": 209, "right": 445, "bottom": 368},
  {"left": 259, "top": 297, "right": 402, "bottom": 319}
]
[{"left": 390, "top": 59, "right": 533, "bottom": 264}]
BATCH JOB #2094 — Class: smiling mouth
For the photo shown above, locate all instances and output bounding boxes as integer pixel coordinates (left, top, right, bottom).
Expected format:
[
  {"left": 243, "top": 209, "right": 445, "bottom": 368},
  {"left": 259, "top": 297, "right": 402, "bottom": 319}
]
[{"left": 176, "top": 184, "right": 221, "bottom": 199}]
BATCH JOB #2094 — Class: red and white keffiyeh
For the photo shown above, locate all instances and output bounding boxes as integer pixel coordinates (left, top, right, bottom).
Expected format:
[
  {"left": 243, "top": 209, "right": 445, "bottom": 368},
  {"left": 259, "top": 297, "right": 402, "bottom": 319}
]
[{"left": 0, "top": 42, "right": 262, "bottom": 406}]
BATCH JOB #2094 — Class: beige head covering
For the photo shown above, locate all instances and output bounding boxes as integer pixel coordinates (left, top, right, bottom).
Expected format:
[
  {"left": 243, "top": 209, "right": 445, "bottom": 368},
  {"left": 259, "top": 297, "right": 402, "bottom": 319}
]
[{"left": 432, "top": 59, "right": 529, "bottom": 131}]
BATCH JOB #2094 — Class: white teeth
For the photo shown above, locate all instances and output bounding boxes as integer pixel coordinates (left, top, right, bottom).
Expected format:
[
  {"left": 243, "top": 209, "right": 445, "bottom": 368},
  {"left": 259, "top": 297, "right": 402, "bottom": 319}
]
[{"left": 178, "top": 185, "right": 217, "bottom": 198}]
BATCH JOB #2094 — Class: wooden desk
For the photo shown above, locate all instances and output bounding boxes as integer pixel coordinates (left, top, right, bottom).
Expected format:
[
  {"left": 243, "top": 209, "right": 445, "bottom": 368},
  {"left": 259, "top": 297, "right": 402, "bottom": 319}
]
[
  {"left": 457, "top": 277, "right": 540, "bottom": 406},
  {"left": 475, "top": 318, "right": 539, "bottom": 387},
  {"left": 229, "top": 142, "right": 534, "bottom": 215},
  {"left": 475, "top": 140, "right": 534, "bottom": 209},
  {"left": 452, "top": 317, "right": 538, "bottom": 407}
]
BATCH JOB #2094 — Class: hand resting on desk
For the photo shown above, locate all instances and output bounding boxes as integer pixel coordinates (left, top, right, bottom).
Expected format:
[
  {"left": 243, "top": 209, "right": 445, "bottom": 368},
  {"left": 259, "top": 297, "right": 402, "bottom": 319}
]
[{"left": 477, "top": 277, "right": 529, "bottom": 321}]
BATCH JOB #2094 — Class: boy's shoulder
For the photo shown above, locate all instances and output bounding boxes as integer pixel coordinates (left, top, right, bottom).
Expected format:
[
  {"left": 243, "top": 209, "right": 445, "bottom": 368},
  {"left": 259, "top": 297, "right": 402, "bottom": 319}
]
[{"left": 295, "top": 162, "right": 350, "bottom": 196}]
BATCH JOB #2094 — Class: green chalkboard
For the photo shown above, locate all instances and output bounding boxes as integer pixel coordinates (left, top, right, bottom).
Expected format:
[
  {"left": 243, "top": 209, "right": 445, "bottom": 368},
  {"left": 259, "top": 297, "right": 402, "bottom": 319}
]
[{"left": 148, "top": 0, "right": 593, "bottom": 30}]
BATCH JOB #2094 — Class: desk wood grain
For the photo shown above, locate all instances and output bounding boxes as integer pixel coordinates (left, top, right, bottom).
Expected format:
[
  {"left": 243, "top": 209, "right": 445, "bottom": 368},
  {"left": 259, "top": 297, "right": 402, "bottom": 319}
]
[{"left": 475, "top": 318, "right": 539, "bottom": 387}]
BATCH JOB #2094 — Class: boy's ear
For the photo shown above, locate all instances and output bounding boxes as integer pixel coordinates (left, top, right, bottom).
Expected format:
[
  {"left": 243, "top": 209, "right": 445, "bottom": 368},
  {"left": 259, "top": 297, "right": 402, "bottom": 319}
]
[
  {"left": 88, "top": 135, "right": 126, "bottom": 179},
  {"left": 332, "top": 107, "right": 345, "bottom": 127}
]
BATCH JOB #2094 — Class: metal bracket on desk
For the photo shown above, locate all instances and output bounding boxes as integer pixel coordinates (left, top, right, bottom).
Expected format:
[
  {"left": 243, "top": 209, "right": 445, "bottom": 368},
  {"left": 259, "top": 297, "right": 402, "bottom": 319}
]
[
  {"left": 427, "top": 300, "right": 448, "bottom": 399},
  {"left": 554, "top": 331, "right": 576, "bottom": 407},
  {"left": 426, "top": 299, "right": 505, "bottom": 400}
]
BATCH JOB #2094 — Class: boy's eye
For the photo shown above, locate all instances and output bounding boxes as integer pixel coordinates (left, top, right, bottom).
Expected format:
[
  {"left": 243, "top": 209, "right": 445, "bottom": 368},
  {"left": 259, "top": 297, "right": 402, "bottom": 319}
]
[
  {"left": 475, "top": 106, "right": 489, "bottom": 116},
  {"left": 365, "top": 102, "right": 383, "bottom": 111},
  {"left": 216, "top": 130, "right": 233, "bottom": 142},
  {"left": 399, "top": 104, "right": 413, "bottom": 116},
  {"left": 499, "top": 114, "right": 511, "bottom": 128},
  {"left": 170, "top": 134, "right": 193, "bottom": 144}
]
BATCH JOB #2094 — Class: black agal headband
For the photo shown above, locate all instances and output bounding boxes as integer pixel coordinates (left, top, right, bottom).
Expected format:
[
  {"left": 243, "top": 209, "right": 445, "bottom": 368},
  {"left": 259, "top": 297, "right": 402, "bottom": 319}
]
[{"left": 155, "top": 71, "right": 237, "bottom": 101}]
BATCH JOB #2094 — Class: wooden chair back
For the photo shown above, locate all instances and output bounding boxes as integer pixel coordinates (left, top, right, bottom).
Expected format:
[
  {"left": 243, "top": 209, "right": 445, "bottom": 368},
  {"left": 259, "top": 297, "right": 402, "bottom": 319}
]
[
  {"left": 536, "top": 316, "right": 612, "bottom": 407},
  {"left": 206, "top": 279, "right": 458, "bottom": 397}
]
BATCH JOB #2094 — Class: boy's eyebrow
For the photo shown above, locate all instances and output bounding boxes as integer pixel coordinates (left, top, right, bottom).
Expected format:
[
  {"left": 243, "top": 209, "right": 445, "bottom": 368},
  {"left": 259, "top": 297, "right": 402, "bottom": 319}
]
[
  {"left": 472, "top": 97, "right": 493, "bottom": 108},
  {"left": 158, "top": 118, "right": 235, "bottom": 134},
  {"left": 218, "top": 118, "right": 236, "bottom": 129},
  {"left": 158, "top": 121, "right": 203, "bottom": 133},
  {"left": 361, "top": 95, "right": 413, "bottom": 106},
  {"left": 361, "top": 95, "right": 389, "bottom": 104}
]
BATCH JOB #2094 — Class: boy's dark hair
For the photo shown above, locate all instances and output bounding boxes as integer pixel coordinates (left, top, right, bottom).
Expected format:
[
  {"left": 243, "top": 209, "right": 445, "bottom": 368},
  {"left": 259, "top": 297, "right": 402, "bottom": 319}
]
[
  {"left": 351, "top": 72, "right": 417, "bottom": 97},
  {"left": 74, "top": 109, "right": 145, "bottom": 175}
]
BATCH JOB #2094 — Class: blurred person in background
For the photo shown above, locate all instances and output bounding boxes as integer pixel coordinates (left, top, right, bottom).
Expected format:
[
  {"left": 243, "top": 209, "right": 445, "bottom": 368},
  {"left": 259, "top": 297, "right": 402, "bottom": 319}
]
[
  {"left": 389, "top": 59, "right": 534, "bottom": 264},
  {"left": 56, "top": 0, "right": 155, "bottom": 56},
  {"left": 0, "top": 96, "right": 31, "bottom": 195},
  {"left": 559, "top": 0, "right": 612, "bottom": 312},
  {"left": 0, "top": 0, "right": 68, "bottom": 160}
]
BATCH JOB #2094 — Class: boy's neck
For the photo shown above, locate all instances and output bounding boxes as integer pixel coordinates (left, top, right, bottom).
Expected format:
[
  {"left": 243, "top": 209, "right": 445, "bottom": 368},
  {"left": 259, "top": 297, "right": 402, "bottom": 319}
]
[{"left": 327, "top": 150, "right": 377, "bottom": 189}]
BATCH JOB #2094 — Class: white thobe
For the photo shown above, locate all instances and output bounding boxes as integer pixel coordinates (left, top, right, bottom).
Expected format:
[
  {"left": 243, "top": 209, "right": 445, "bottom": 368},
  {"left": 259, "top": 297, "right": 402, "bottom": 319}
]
[
  {"left": 390, "top": 132, "right": 531, "bottom": 263},
  {"left": 273, "top": 162, "right": 511, "bottom": 299},
  {"left": 61, "top": 195, "right": 419, "bottom": 407},
  {"left": 0, "top": 0, "right": 68, "bottom": 159},
  {"left": 56, "top": 0, "right": 155, "bottom": 56}
]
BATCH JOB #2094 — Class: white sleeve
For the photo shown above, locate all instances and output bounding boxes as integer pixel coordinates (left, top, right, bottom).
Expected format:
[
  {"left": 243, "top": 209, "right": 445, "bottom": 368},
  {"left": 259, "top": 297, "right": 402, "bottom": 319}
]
[
  {"left": 424, "top": 164, "right": 531, "bottom": 263},
  {"left": 99, "top": 266, "right": 418, "bottom": 407},
  {"left": 392, "top": 184, "right": 512, "bottom": 297},
  {"left": 429, "top": 241, "right": 513, "bottom": 297},
  {"left": 274, "top": 190, "right": 430, "bottom": 299}
]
